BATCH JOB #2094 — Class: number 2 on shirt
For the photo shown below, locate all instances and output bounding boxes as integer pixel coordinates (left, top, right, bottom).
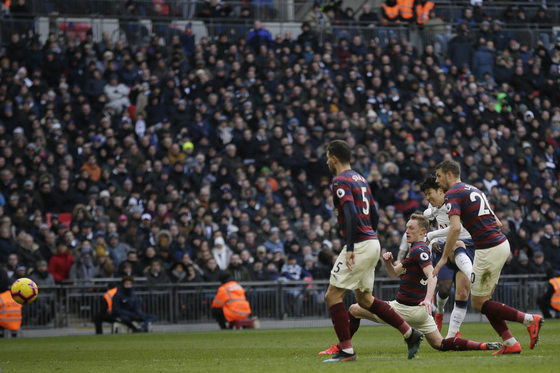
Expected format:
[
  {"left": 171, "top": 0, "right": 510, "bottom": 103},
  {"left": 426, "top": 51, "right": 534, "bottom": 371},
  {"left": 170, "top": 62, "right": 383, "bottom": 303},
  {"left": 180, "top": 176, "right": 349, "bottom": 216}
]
[
  {"left": 361, "top": 187, "right": 370, "bottom": 215},
  {"left": 470, "top": 191, "right": 492, "bottom": 216}
]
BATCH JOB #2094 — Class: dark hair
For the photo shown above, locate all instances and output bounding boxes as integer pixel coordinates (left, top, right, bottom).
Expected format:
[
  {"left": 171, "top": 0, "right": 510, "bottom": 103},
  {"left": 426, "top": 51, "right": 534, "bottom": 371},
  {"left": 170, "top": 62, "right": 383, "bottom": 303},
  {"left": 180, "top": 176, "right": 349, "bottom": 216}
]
[
  {"left": 121, "top": 275, "right": 135, "bottom": 284},
  {"left": 327, "top": 140, "right": 352, "bottom": 164},
  {"left": 435, "top": 160, "right": 461, "bottom": 178},
  {"left": 419, "top": 174, "right": 440, "bottom": 193},
  {"left": 409, "top": 213, "right": 429, "bottom": 230}
]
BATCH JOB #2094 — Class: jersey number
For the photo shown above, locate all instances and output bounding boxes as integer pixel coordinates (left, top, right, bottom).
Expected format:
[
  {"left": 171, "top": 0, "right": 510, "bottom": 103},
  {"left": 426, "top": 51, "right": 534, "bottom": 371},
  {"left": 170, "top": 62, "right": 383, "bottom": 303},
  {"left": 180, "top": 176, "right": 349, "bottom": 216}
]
[
  {"left": 469, "top": 192, "right": 492, "bottom": 217},
  {"left": 361, "top": 187, "right": 370, "bottom": 215}
]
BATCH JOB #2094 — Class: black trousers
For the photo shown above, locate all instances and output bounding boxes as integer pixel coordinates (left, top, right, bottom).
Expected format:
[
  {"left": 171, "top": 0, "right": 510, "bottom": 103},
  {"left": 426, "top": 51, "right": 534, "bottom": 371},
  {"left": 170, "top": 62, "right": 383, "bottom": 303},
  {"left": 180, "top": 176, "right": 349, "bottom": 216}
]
[{"left": 212, "top": 308, "right": 228, "bottom": 329}]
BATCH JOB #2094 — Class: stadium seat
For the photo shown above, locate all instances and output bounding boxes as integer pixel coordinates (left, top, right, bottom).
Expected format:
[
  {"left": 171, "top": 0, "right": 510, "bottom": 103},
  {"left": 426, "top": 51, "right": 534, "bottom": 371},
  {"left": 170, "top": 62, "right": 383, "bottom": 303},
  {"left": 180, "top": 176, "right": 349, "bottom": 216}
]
[{"left": 228, "top": 319, "right": 254, "bottom": 330}]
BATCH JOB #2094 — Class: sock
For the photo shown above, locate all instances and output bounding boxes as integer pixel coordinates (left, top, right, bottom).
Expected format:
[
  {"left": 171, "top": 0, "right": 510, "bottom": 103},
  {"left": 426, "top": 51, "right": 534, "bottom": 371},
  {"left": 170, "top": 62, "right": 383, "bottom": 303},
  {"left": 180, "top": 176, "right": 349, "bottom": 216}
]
[
  {"left": 481, "top": 301, "right": 513, "bottom": 342},
  {"left": 437, "top": 292, "right": 449, "bottom": 314},
  {"left": 482, "top": 300, "right": 526, "bottom": 323},
  {"left": 329, "top": 303, "right": 352, "bottom": 350},
  {"left": 349, "top": 313, "right": 361, "bottom": 338},
  {"left": 441, "top": 337, "right": 483, "bottom": 351},
  {"left": 503, "top": 337, "right": 517, "bottom": 347},
  {"left": 454, "top": 250, "right": 473, "bottom": 279},
  {"left": 369, "top": 298, "right": 410, "bottom": 336},
  {"left": 446, "top": 300, "right": 468, "bottom": 338},
  {"left": 523, "top": 313, "right": 534, "bottom": 327}
]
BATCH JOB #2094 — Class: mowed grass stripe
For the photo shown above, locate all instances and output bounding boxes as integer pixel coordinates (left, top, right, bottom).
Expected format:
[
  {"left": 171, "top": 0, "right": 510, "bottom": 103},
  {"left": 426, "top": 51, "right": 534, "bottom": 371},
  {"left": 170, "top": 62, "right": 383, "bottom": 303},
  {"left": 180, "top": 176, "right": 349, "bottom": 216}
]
[{"left": 1, "top": 321, "right": 559, "bottom": 373}]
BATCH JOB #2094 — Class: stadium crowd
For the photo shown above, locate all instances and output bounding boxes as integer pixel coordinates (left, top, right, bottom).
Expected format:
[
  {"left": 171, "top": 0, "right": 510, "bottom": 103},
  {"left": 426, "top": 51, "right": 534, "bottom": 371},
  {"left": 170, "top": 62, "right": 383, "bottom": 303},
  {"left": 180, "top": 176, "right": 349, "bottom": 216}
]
[{"left": 0, "top": 0, "right": 560, "bottom": 297}]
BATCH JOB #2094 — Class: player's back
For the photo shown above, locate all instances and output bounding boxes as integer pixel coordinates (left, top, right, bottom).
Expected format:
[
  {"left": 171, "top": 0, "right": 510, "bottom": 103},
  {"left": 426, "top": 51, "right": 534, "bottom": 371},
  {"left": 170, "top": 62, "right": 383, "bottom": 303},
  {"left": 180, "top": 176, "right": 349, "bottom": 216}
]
[
  {"left": 332, "top": 170, "right": 377, "bottom": 242},
  {"left": 444, "top": 182, "right": 506, "bottom": 250}
]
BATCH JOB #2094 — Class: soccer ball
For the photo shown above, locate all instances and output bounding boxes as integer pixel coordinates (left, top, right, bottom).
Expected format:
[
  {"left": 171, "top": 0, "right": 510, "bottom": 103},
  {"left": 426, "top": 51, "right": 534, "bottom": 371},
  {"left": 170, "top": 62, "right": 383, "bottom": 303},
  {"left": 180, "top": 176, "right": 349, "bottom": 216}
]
[{"left": 11, "top": 278, "right": 39, "bottom": 305}]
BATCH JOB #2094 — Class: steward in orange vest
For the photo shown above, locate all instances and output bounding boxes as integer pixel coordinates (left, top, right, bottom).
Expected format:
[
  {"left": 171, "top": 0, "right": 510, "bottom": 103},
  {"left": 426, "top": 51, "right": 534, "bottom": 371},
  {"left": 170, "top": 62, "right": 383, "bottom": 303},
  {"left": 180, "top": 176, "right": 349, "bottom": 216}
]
[
  {"left": 538, "top": 275, "right": 560, "bottom": 319},
  {"left": 94, "top": 283, "right": 120, "bottom": 335},
  {"left": 211, "top": 274, "right": 251, "bottom": 329},
  {"left": 0, "top": 290, "right": 22, "bottom": 337},
  {"left": 397, "top": 0, "right": 414, "bottom": 21},
  {"left": 381, "top": 0, "right": 401, "bottom": 25},
  {"left": 416, "top": 0, "right": 435, "bottom": 25}
]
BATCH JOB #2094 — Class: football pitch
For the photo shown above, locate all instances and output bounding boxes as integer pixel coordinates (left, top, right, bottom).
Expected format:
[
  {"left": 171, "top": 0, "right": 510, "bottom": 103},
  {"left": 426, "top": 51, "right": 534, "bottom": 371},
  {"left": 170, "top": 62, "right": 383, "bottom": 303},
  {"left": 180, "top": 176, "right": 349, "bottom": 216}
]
[{"left": 1, "top": 321, "right": 559, "bottom": 373}]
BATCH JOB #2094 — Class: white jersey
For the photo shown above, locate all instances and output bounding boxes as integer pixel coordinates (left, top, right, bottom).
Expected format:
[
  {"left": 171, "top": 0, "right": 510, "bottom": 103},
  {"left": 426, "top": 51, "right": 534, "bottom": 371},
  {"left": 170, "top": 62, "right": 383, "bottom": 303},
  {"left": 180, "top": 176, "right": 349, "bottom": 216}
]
[{"left": 423, "top": 203, "right": 472, "bottom": 246}]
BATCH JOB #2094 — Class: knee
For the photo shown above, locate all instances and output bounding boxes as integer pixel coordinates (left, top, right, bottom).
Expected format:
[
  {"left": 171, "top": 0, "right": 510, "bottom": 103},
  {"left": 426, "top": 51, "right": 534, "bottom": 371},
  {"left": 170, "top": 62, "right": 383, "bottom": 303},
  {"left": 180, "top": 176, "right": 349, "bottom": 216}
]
[
  {"left": 348, "top": 304, "right": 360, "bottom": 316},
  {"left": 438, "top": 283, "right": 452, "bottom": 298}
]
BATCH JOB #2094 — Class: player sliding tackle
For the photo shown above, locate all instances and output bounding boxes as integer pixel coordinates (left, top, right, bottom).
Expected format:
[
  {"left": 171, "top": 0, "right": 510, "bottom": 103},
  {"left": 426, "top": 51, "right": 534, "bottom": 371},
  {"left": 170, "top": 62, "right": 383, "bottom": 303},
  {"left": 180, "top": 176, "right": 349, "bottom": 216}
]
[
  {"left": 321, "top": 214, "right": 502, "bottom": 354},
  {"left": 420, "top": 175, "right": 474, "bottom": 338},
  {"left": 434, "top": 160, "right": 543, "bottom": 354},
  {"left": 322, "top": 140, "right": 423, "bottom": 362}
]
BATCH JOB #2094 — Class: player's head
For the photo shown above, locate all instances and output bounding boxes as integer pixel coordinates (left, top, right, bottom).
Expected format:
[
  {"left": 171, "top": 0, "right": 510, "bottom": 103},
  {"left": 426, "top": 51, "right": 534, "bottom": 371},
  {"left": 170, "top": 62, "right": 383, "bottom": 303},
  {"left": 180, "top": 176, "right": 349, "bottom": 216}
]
[
  {"left": 435, "top": 160, "right": 461, "bottom": 191},
  {"left": 406, "top": 213, "right": 429, "bottom": 243},
  {"left": 326, "top": 140, "right": 352, "bottom": 175},
  {"left": 420, "top": 174, "right": 445, "bottom": 206}
]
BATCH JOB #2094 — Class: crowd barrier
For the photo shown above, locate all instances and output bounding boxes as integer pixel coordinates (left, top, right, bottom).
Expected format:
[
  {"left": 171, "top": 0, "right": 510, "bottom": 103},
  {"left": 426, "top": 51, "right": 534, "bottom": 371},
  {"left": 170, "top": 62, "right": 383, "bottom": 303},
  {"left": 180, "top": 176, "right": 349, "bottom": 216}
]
[
  {"left": 1, "top": 14, "right": 554, "bottom": 55},
  {"left": 20, "top": 274, "right": 548, "bottom": 330},
  {"left": 10, "top": 1, "right": 560, "bottom": 24}
]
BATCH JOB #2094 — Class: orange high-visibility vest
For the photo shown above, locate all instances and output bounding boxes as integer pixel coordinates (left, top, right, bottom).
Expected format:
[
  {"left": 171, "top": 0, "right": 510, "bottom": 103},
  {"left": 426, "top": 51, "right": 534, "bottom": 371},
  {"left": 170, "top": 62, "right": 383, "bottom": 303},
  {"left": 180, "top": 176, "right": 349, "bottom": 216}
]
[
  {"left": 550, "top": 277, "right": 560, "bottom": 311},
  {"left": 382, "top": 3, "right": 400, "bottom": 24},
  {"left": 104, "top": 288, "right": 118, "bottom": 314},
  {"left": 211, "top": 281, "right": 251, "bottom": 322},
  {"left": 398, "top": 0, "right": 414, "bottom": 19},
  {"left": 0, "top": 290, "right": 22, "bottom": 331},
  {"left": 416, "top": 1, "right": 435, "bottom": 24}
]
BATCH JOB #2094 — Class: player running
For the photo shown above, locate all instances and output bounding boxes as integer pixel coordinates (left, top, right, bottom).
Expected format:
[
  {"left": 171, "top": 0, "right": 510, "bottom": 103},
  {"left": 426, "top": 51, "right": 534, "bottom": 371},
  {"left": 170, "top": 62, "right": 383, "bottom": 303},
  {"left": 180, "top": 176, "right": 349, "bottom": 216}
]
[
  {"left": 420, "top": 175, "right": 474, "bottom": 338},
  {"left": 322, "top": 140, "right": 423, "bottom": 362},
  {"left": 322, "top": 214, "right": 502, "bottom": 353},
  {"left": 434, "top": 160, "right": 543, "bottom": 355}
]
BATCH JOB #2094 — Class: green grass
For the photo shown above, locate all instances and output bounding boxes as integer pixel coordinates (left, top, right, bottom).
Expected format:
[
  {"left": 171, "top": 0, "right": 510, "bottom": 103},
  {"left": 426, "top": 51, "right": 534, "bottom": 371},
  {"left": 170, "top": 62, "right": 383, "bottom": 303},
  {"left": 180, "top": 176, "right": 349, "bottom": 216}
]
[{"left": 1, "top": 321, "right": 559, "bottom": 373}]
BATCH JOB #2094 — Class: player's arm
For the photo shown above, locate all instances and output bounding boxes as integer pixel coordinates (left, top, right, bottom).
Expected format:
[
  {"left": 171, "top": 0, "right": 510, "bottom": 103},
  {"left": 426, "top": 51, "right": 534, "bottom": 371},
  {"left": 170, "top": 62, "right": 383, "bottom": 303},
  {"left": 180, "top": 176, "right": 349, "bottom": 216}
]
[
  {"left": 433, "top": 214, "right": 461, "bottom": 277},
  {"left": 342, "top": 201, "right": 358, "bottom": 270},
  {"left": 494, "top": 214, "right": 503, "bottom": 229},
  {"left": 382, "top": 252, "right": 402, "bottom": 278},
  {"left": 396, "top": 232, "right": 409, "bottom": 263},
  {"left": 419, "top": 264, "right": 436, "bottom": 314},
  {"left": 370, "top": 200, "right": 379, "bottom": 232}
]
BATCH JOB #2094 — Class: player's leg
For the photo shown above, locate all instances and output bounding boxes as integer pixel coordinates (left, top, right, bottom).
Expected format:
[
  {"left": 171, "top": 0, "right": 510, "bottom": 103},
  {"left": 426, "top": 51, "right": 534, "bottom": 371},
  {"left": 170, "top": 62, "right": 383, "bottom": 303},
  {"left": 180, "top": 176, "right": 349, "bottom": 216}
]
[
  {"left": 432, "top": 242, "right": 453, "bottom": 330},
  {"left": 445, "top": 270, "right": 469, "bottom": 338},
  {"left": 452, "top": 241, "right": 473, "bottom": 280},
  {"left": 471, "top": 241, "right": 543, "bottom": 354},
  {"left": 435, "top": 279, "right": 452, "bottom": 331}
]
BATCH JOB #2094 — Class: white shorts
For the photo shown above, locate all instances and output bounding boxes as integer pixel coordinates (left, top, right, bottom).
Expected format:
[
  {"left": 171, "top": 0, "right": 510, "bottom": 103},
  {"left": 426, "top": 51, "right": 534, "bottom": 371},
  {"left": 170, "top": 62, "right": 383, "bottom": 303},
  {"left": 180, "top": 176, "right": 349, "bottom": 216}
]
[
  {"left": 329, "top": 239, "right": 380, "bottom": 293},
  {"left": 371, "top": 300, "right": 438, "bottom": 336},
  {"left": 471, "top": 240, "right": 510, "bottom": 297}
]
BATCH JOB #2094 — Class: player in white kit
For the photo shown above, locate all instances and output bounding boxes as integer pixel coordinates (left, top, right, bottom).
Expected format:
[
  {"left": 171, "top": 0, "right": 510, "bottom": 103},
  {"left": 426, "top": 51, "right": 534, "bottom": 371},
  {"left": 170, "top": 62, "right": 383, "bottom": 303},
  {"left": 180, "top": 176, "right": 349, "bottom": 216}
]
[{"left": 420, "top": 175, "right": 474, "bottom": 338}]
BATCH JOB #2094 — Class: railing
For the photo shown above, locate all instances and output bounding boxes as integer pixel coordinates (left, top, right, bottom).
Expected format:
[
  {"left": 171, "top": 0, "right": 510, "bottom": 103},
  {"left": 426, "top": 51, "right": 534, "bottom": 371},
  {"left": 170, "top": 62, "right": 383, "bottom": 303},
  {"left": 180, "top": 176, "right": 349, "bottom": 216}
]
[
  {"left": 10, "top": 0, "right": 560, "bottom": 23},
  {"left": 2, "top": 14, "right": 553, "bottom": 55},
  {"left": 21, "top": 274, "right": 548, "bottom": 330},
  {"left": 11, "top": 0, "right": 316, "bottom": 21}
]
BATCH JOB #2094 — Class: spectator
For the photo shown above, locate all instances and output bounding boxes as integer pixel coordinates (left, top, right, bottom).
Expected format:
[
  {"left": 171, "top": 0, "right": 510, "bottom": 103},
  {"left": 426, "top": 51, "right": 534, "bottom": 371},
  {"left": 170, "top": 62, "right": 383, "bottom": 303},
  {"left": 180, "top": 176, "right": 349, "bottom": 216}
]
[
  {"left": 472, "top": 41, "right": 495, "bottom": 81},
  {"left": 16, "top": 234, "right": 44, "bottom": 269},
  {"left": 48, "top": 242, "right": 75, "bottom": 284},
  {"left": 146, "top": 260, "right": 171, "bottom": 285},
  {"left": 222, "top": 253, "right": 251, "bottom": 282},
  {"left": 69, "top": 247, "right": 96, "bottom": 283},
  {"left": 211, "top": 236, "right": 232, "bottom": 270},
  {"left": 246, "top": 21, "right": 273, "bottom": 51}
]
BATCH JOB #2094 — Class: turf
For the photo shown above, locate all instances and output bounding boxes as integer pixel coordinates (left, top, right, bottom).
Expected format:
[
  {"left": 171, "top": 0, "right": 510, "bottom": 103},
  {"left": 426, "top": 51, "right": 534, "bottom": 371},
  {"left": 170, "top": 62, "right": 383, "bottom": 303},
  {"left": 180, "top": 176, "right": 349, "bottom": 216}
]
[{"left": 1, "top": 321, "right": 559, "bottom": 373}]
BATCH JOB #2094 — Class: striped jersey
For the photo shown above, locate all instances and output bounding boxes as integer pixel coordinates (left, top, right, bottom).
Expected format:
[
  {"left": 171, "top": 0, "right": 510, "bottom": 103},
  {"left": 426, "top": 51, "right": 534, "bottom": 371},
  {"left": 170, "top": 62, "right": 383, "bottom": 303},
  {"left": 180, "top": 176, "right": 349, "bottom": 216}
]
[
  {"left": 424, "top": 202, "right": 472, "bottom": 247},
  {"left": 332, "top": 170, "right": 377, "bottom": 242},
  {"left": 444, "top": 182, "right": 506, "bottom": 250},
  {"left": 397, "top": 242, "right": 432, "bottom": 306}
]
